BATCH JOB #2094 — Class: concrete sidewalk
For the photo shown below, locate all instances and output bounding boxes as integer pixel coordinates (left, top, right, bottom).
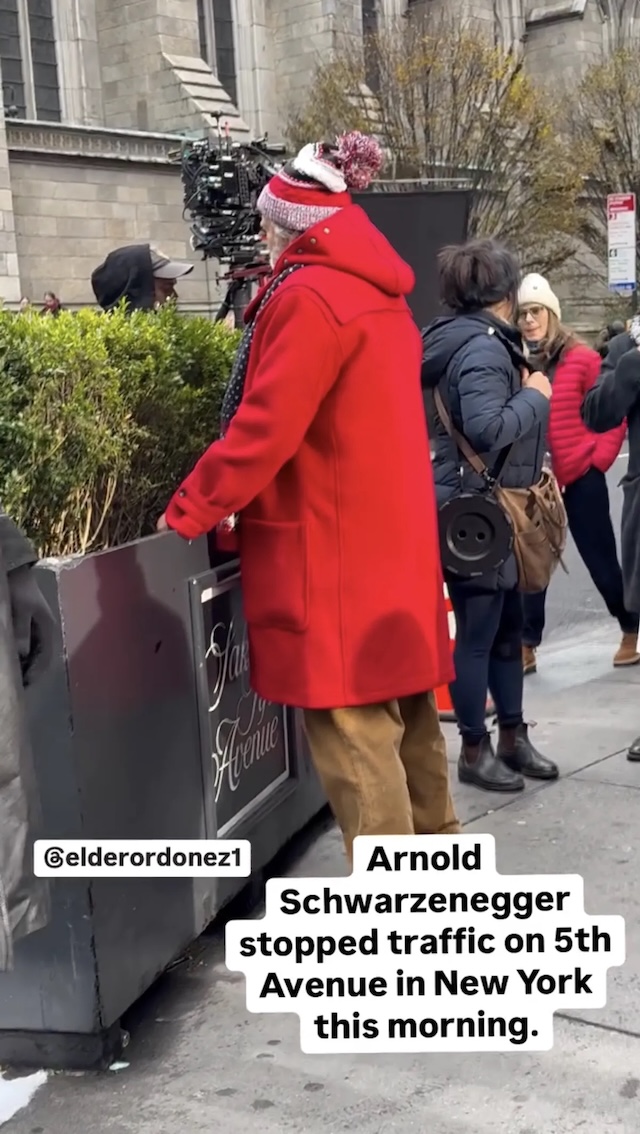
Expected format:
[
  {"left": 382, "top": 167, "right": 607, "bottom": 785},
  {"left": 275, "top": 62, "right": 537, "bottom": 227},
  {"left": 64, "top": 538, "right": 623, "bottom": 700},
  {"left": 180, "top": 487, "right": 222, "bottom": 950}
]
[{"left": 4, "top": 625, "right": 640, "bottom": 1134}]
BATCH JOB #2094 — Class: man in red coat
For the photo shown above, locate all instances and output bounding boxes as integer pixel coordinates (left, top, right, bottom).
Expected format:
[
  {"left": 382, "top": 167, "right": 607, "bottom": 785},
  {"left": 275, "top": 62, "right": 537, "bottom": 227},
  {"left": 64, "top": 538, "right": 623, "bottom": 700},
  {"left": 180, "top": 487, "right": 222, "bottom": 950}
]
[{"left": 158, "top": 133, "right": 459, "bottom": 858}]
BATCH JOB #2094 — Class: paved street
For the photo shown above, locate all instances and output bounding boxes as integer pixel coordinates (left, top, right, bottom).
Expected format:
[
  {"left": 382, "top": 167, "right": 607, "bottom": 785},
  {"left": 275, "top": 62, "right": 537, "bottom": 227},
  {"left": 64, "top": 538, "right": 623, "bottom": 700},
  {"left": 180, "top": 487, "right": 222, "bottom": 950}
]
[{"left": 2, "top": 445, "right": 640, "bottom": 1134}]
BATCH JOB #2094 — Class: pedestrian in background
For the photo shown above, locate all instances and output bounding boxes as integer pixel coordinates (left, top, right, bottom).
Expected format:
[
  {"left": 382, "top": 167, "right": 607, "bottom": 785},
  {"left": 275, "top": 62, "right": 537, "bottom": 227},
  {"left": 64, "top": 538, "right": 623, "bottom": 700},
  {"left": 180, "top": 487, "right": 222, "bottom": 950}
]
[
  {"left": 595, "top": 320, "right": 626, "bottom": 360},
  {"left": 582, "top": 319, "right": 640, "bottom": 760},
  {"left": 518, "top": 275, "right": 636, "bottom": 674},
  {"left": 91, "top": 245, "right": 193, "bottom": 312},
  {"left": 422, "top": 240, "right": 558, "bottom": 794},
  {"left": 41, "top": 291, "right": 62, "bottom": 317}
]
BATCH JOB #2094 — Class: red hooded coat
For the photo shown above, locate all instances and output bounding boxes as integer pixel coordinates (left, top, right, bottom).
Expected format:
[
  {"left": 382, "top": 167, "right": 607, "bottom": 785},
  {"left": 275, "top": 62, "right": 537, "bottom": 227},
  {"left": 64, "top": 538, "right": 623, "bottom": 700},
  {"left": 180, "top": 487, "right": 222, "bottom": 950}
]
[
  {"left": 548, "top": 344, "right": 626, "bottom": 488},
  {"left": 166, "top": 204, "right": 453, "bottom": 709}
]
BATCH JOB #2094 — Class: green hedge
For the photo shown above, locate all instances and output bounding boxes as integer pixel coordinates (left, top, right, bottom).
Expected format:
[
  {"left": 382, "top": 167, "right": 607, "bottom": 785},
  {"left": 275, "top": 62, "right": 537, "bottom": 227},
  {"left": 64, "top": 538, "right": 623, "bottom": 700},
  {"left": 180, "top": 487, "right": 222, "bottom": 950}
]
[{"left": 0, "top": 305, "right": 240, "bottom": 557}]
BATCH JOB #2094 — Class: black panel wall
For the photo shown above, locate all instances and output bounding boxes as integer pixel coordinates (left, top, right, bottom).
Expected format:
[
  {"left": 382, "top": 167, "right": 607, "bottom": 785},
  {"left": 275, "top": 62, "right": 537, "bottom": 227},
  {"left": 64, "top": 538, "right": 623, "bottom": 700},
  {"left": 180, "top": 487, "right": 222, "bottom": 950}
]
[{"left": 353, "top": 188, "right": 471, "bottom": 329}]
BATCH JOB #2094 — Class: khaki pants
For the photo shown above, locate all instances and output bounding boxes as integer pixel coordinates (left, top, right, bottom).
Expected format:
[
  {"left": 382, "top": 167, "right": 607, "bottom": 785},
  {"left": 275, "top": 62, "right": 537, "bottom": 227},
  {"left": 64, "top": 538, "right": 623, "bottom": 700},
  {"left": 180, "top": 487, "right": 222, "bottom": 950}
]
[{"left": 303, "top": 691, "right": 460, "bottom": 861}]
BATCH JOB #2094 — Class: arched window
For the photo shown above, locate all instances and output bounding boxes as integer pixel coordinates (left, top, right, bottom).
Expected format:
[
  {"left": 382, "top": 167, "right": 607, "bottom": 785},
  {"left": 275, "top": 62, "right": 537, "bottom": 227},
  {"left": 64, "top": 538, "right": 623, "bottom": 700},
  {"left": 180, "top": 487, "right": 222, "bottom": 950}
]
[
  {"left": 196, "top": 0, "right": 238, "bottom": 107},
  {"left": 0, "top": 0, "right": 61, "bottom": 121}
]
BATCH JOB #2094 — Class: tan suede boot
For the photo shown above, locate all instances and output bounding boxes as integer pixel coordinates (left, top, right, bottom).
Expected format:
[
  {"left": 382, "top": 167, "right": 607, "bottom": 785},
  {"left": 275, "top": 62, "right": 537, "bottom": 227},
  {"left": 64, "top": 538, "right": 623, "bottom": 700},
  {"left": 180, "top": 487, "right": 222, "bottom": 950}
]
[
  {"left": 613, "top": 633, "right": 640, "bottom": 667},
  {"left": 522, "top": 645, "right": 537, "bottom": 675}
]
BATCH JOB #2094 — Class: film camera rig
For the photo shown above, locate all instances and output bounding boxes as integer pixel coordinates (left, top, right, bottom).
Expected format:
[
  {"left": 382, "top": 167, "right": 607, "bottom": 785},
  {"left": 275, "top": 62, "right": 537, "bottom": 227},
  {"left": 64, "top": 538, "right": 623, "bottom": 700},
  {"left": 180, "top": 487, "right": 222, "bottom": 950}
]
[{"left": 175, "top": 114, "right": 286, "bottom": 322}]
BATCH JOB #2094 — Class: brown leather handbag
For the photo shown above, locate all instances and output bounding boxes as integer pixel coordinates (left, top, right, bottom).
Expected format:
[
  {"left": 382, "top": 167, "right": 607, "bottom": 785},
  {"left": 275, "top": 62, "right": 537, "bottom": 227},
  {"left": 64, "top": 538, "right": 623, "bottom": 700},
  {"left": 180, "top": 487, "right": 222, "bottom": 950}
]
[{"left": 434, "top": 389, "right": 568, "bottom": 594}]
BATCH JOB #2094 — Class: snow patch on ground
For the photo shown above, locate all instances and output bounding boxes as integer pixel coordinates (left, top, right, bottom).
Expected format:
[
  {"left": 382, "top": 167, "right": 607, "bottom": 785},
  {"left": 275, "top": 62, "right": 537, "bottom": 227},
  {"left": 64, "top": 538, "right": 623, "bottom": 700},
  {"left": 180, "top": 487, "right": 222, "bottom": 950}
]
[{"left": 0, "top": 1070, "right": 48, "bottom": 1125}]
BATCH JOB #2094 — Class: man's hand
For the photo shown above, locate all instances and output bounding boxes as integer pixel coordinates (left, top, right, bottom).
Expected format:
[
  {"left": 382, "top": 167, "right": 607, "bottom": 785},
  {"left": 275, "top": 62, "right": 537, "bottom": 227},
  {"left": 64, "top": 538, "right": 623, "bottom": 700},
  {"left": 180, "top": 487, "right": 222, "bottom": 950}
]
[
  {"left": 156, "top": 513, "right": 168, "bottom": 533},
  {"left": 522, "top": 369, "right": 552, "bottom": 400}
]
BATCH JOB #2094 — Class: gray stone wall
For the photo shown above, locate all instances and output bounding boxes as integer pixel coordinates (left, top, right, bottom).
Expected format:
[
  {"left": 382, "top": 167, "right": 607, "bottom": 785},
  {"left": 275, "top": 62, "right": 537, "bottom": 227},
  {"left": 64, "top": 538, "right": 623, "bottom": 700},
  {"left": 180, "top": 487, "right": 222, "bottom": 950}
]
[
  {"left": 408, "top": 0, "right": 496, "bottom": 36},
  {"left": 95, "top": 0, "right": 201, "bottom": 132},
  {"left": 234, "top": 0, "right": 282, "bottom": 139},
  {"left": 265, "top": 0, "right": 362, "bottom": 127},
  {"left": 94, "top": 0, "right": 249, "bottom": 138},
  {"left": 525, "top": 2, "right": 603, "bottom": 86},
  {"left": 266, "top": 0, "right": 337, "bottom": 115},
  {"left": 9, "top": 148, "right": 216, "bottom": 311},
  {"left": 0, "top": 108, "right": 22, "bottom": 304}
]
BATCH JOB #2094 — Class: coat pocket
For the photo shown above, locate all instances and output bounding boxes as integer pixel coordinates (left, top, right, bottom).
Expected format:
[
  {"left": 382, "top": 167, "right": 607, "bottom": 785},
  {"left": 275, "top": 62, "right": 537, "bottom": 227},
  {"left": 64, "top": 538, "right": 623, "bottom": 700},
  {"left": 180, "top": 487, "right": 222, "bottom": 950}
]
[{"left": 240, "top": 519, "right": 309, "bottom": 632}]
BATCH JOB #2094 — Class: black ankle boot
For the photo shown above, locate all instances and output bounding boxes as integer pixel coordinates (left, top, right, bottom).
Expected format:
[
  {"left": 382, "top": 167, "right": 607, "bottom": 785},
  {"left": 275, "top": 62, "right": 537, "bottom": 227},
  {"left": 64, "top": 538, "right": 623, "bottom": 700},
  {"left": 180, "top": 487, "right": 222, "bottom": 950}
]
[
  {"left": 498, "top": 723, "right": 559, "bottom": 781},
  {"left": 458, "top": 734, "right": 524, "bottom": 793}
]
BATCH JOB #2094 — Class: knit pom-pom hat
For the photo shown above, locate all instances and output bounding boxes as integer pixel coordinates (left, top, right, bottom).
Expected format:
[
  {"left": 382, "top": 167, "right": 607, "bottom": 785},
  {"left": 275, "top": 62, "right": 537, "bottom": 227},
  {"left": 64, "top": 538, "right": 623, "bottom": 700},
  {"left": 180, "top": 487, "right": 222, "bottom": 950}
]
[
  {"left": 257, "top": 131, "right": 383, "bottom": 233},
  {"left": 518, "top": 273, "right": 562, "bottom": 321}
]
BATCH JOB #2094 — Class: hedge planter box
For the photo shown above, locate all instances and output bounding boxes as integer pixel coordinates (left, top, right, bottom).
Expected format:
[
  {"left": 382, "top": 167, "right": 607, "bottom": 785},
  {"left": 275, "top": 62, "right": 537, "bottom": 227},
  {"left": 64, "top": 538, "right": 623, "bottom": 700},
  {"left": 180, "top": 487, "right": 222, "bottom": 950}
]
[{"left": 0, "top": 533, "right": 325, "bottom": 1071}]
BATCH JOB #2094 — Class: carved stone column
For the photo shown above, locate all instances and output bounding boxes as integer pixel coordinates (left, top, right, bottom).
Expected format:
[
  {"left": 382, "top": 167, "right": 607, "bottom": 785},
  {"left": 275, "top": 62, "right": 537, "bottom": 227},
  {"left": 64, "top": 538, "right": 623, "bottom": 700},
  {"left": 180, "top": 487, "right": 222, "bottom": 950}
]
[
  {"left": 232, "top": 0, "right": 279, "bottom": 138},
  {"left": 494, "top": 0, "right": 526, "bottom": 49},
  {"left": 53, "top": 0, "right": 104, "bottom": 126},
  {"left": 0, "top": 101, "right": 22, "bottom": 303}
]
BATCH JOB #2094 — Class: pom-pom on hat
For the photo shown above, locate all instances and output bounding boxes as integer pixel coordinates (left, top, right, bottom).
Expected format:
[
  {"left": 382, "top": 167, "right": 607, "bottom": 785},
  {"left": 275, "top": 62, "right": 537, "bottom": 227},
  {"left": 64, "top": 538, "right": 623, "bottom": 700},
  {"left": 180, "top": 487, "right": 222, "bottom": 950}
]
[{"left": 257, "top": 132, "right": 383, "bottom": 233}]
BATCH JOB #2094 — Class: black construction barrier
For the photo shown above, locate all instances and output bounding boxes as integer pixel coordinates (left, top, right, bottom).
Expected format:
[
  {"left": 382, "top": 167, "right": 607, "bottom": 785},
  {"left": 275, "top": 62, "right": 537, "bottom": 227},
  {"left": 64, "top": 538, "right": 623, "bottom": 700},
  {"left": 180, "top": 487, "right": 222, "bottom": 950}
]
[{"left": 0, "top": 535, "right": 324, "bottom": 1070}]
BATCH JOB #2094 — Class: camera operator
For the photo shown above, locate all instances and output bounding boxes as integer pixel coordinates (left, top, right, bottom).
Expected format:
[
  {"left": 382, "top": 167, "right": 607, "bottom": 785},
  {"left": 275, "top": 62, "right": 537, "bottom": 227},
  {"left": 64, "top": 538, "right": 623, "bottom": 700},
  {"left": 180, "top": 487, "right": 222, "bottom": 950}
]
[
  {"left": 157, "top": 132, "right": 460, "bottom": 860},
  {"left": 91, "top": 244, "right": 193, "bottom": 312},
  {"left": 582, "top": 320, "right": 640, "bottom": 761}
]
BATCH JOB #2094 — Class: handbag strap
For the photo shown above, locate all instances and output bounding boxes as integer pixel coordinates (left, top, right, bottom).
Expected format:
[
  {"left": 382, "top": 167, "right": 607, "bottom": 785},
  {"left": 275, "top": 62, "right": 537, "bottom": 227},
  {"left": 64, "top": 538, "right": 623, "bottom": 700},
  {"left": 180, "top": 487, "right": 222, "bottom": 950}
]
[{"left": 433, "top": 387, "right": 514, "bottom": 489}]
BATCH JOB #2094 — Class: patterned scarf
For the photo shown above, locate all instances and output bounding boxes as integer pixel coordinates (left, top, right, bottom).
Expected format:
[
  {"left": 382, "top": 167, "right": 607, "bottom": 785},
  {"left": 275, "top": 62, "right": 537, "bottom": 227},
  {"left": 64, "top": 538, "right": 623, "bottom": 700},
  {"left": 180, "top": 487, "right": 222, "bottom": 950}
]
[{"left": 218, "top": 262, "right": 306, "bottom": 534}]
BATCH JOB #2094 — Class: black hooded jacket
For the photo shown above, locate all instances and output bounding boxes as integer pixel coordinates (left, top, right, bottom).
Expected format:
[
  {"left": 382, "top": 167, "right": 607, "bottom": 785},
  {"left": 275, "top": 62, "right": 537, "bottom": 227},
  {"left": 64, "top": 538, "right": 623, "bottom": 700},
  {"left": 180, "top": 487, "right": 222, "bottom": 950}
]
[
  {"left": 422, "top": 312, "right": 549, "bottom": 512},
  {"left": 582, "top": 331, "right": 640, "bottom": 472},
  {"left": 582, "top": 331, "right": 640, "bottom": 613},
  {"left": 421, "top": 312, "right": 550, "bottom": 591},
  {"left": 91, "top": 244, "right": 155, "bottom": 312}
]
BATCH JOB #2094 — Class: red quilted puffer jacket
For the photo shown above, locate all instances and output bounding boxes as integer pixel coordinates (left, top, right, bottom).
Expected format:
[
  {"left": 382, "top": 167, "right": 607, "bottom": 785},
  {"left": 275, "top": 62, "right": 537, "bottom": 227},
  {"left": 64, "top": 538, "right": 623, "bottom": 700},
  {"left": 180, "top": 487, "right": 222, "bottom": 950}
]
[{"left": 548, "top": 343, "right": 626, "bottom": 489}]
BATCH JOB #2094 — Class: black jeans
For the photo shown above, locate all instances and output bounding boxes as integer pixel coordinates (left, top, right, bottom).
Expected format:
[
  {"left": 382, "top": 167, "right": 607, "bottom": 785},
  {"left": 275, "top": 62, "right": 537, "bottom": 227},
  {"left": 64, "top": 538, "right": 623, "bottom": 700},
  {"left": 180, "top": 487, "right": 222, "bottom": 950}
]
[
  {"left": 447, "top": 580, "right": 524, "bottom": 746},
  {"left": 523, "top": 467, "right": 639, "bottom": 647}
]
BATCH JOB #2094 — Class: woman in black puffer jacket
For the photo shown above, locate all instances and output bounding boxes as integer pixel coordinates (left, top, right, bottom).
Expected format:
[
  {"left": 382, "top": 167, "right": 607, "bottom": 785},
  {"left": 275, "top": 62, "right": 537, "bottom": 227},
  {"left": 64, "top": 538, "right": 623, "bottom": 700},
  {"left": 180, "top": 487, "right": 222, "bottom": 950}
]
[{"left": 422, "top": 239, "right": 559, "bottom": 794}]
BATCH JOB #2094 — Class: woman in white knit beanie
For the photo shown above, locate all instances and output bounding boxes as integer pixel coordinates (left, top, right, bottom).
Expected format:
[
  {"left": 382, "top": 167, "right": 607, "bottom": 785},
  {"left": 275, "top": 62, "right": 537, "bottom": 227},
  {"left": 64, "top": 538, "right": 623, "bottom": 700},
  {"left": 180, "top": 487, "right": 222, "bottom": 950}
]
[{"left": 517, "top": 274, "right": 638, "bottom": 673}]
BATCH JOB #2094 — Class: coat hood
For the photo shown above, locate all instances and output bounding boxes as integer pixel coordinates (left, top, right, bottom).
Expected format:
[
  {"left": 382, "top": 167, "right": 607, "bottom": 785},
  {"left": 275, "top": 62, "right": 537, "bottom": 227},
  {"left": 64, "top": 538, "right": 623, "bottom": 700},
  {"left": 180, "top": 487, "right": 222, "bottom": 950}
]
[
  {"left": 272, "top": 204, "right": 415, "bottom": 298},
  {"left": 92, "top": 244, "right": 155, "bottom": 312},
  {"left": 421, "top": 312, "right": 525, "bottom": 390}
]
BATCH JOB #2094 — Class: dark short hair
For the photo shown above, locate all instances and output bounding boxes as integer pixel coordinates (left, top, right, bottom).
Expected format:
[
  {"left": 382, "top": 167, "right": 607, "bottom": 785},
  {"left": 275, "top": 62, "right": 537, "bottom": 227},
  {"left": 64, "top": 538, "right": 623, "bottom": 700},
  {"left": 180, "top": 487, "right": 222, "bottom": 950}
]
[{"left": 438, "top": 238, "right": 521, "bottom": 314}]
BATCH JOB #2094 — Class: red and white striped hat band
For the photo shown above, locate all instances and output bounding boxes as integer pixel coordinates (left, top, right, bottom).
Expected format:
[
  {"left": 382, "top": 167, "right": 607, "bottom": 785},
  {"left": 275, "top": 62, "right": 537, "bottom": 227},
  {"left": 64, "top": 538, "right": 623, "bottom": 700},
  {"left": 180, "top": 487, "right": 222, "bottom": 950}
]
[
  {"left": 257, "top": 180, "right": 347, "bottom": 233},
  {"left": 257, "top": 134, "right": 384, "bottom": 234},
  {"left": 257, "top": 142, "right": 352, "bottom": 233}
]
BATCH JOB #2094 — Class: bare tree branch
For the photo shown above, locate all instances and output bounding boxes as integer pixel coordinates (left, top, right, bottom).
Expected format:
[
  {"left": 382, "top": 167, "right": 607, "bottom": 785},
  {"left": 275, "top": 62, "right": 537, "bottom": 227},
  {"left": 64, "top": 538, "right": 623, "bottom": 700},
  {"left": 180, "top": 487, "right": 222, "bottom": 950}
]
[
  {"left": 286, "top": 11, "right": 583, "bottom": 274},
  {"left": 569, "top": 41, "right": 640, "bottom": 280}
]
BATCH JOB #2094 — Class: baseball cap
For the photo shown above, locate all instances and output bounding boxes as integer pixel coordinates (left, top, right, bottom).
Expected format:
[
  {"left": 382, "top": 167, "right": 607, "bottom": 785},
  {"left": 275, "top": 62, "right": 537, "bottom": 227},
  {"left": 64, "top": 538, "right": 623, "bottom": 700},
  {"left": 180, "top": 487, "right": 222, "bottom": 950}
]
[{"left": 150, "top": 246, "right": 194, "bottom": 280}]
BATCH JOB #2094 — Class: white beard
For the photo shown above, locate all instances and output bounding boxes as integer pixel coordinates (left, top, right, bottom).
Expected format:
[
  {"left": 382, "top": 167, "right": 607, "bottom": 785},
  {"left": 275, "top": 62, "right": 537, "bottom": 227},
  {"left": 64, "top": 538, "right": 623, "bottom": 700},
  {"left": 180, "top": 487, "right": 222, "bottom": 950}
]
[{"left": 267, "top": 227, "right": 297, "bottom": 269}]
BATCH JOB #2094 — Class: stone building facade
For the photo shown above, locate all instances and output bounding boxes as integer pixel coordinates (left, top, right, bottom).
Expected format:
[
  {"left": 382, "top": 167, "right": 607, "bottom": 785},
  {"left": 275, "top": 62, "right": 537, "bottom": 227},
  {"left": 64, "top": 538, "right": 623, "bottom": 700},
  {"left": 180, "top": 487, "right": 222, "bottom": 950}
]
[{"left": 0, "top": 0, "right": 633, "bottom": 313}]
